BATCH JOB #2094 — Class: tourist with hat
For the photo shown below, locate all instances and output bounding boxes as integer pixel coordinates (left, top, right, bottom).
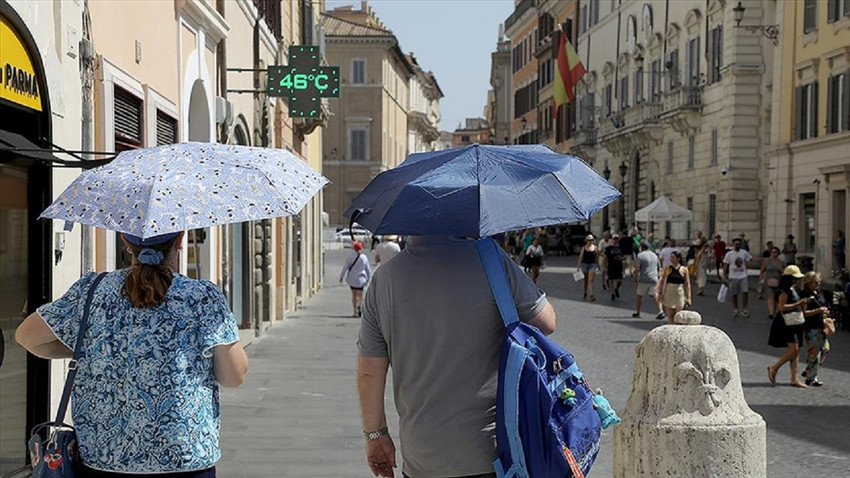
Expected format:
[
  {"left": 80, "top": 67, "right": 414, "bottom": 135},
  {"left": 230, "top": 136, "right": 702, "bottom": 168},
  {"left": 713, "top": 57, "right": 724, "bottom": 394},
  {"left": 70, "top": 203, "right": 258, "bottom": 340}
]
[{"left": 767, "top": 265, "right": 810, "bottom": 388}]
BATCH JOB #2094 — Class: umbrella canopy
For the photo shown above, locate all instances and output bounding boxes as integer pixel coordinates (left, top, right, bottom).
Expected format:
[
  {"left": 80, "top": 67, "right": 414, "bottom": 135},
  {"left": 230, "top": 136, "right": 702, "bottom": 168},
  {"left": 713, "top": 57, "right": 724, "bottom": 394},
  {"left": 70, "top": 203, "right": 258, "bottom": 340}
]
[
  {"left": 634, "top": 195, "right": 693, "bottom": 222},
  {"left": 40, "top": 142, "right": 328, "bottom": 238},
  {"left": 344, "top": 144, "right": 621, "bottom": 237}
]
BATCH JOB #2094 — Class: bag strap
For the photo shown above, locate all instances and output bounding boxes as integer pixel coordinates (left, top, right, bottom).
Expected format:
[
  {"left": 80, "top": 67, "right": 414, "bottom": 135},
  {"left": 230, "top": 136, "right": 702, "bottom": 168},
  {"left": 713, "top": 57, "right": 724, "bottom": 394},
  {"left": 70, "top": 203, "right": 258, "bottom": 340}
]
[
  {"left": 53, "top": 272, "right": 107, "bottom": 426},
  {"left": 347, "top": 252, "right": 361, "bottom": 273},
  {"left": 476, "top": 238, "right": 520, "bottom": 327}
]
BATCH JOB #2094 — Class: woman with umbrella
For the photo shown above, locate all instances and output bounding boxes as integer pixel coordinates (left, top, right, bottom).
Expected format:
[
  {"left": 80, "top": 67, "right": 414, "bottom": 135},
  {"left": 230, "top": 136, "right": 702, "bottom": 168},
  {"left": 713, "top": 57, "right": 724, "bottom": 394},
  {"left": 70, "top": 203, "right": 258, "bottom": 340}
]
[{"left": 16, "top": 231, "right": 249, "bottom": 476}]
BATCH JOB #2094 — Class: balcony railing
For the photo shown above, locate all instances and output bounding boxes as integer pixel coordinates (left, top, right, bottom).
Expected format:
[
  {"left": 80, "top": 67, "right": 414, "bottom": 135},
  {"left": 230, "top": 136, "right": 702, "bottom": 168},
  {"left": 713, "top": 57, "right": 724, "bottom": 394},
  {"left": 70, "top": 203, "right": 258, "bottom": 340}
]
[
  {"left": 662, "top": 86, "right": 703, "bottom": 113},
  {"left": 572, "top": 127, "right": 597, "bottom": 147}
]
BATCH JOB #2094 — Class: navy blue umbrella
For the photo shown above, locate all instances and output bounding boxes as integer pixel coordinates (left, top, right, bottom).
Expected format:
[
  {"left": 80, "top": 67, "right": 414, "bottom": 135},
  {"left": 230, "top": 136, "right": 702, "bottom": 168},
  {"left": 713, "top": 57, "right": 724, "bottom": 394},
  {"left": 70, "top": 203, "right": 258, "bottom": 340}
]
[{"left": 344, "top": 144, "right": 621, "bottom": 237}]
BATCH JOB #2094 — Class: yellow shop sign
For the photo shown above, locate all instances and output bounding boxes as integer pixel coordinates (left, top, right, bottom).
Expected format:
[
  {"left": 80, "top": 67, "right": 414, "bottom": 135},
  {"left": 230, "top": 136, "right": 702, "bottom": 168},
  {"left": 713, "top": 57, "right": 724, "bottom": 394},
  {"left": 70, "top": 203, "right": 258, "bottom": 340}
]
[{"left": 0, "top": 15, "right": 42, "bottom": 112}]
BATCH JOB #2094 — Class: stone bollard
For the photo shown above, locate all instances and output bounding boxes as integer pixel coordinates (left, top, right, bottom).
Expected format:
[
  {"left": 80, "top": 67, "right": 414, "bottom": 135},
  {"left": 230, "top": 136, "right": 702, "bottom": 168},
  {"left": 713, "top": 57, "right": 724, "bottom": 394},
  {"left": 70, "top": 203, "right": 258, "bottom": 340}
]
[{"left": 613, "top": 312, "right": 766, "bottom": 478}]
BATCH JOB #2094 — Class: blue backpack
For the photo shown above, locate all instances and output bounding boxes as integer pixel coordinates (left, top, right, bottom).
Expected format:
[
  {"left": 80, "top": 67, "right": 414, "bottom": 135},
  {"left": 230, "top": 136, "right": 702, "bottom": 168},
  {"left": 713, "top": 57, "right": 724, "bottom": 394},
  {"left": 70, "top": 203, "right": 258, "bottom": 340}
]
[{"left": 476, "top": 238, "right": 620, "bottom": 478}]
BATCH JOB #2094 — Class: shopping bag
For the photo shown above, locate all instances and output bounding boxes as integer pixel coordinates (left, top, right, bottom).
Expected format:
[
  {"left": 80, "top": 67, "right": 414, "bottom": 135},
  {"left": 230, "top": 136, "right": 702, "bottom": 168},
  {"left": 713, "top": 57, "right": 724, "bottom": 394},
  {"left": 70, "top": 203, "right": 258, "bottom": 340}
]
[
  {"left": 573, "top": 269, "right": 584, "bottom": 282},
  {"left": 717, "top": 284, "right": 728, "bottom": 303}
]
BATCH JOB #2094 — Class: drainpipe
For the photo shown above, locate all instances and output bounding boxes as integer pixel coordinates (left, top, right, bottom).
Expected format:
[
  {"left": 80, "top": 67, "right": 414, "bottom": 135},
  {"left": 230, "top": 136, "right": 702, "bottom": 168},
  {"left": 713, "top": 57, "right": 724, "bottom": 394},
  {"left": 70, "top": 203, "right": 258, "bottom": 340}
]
[
  {"left": 215, "top": 0, "right": 231, "bottom": 304},
  {"left": 80, "top": 0, "right": 95, "bottom": 274}
]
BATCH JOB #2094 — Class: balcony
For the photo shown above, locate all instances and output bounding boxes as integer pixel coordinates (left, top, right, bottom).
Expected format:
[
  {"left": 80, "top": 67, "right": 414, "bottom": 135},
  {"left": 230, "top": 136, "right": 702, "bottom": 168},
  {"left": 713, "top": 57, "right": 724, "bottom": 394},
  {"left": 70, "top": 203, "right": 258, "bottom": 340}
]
[
  {"left": 661, "top": 86, "right": 703, "bottom": 135},
  {"left": 572, "top": 127, "right": 597, "bottom": 147},
  {"left": 597, "top": 102, "right": 664, "bottom": 156}
]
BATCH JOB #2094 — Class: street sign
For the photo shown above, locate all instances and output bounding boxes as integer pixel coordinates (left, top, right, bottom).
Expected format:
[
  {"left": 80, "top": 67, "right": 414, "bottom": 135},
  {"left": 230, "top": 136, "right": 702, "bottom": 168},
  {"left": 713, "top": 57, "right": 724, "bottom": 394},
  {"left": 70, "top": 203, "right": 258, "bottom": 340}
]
[{"left": 268, "top": 45, "right": 339, "bottom": 118}]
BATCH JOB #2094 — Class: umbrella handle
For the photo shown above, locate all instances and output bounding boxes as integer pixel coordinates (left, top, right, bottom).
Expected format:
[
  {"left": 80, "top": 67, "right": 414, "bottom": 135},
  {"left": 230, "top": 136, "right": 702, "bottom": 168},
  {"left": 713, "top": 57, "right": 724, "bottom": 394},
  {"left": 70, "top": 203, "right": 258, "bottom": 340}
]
[{"left": 348, "top": 209, "right": 370, "bottom": 243}]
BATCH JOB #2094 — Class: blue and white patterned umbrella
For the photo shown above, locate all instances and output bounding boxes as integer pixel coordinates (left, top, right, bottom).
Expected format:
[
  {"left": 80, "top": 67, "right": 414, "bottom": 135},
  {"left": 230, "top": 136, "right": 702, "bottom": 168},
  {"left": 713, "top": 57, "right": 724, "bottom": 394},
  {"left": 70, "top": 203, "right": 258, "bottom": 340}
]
[{"left": 40, "top": 142, "right": 329, "bottom": 239}]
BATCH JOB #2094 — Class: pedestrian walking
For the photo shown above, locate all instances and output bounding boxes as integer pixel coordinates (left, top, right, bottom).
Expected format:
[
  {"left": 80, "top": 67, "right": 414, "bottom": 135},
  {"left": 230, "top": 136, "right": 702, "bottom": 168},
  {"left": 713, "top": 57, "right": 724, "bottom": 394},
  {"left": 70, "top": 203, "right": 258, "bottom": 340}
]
[
  {"left": 356, "top": 236, "right": 556, "bottom": 477},
  {"left": 15, "top": 231, "right": 249, "bottom": 476},
  {"left": 723, "top": 237, "right": 753, "bottom": 317},
  {"left": 604, "top": 234, "right": 625, "bottom": 300},
  {"left": 340, "top": 241, "right": 371, "bottom": 317},
  {"left": 782, "top": 234, "right": 798, "bottom": 266},
  {"left": 374, "top": 235, "right": 401, "bottom": 265},
  {"left": 767, "top": 266, "right": 809, "bottom": 388},
  {"left": 800, "top": 272, "right": 832, "bottom": 387},
  {"left": 694, "top": 241, "right": 711, "bottom": 296},
  {"left": 658, "top": 250, "right": 692, "bottom": 324},
  {"left": 525, "top": 237, "right": 545, "bottom": 284},
  {"left": 713, "top": 234, "right": 727, "bottom": 279},
  {"left": 577, "top": 234, "right": 599, "bottom": 301},
  {"left": 633, "top": 241, "right": 664, "bottom": 320},
  {"left": 759, "top": 246, "right": 785, "bottom": 318},
  {"left": 598, "top": 231, "right": 612, "bottom": 290}
]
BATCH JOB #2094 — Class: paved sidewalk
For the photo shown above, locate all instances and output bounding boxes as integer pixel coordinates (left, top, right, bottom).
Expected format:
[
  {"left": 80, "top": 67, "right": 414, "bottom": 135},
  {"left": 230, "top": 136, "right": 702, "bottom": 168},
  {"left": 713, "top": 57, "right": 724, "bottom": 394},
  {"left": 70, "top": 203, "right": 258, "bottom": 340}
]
[{"left": 218, "top": 247, "right": 850, "bottom": 477}]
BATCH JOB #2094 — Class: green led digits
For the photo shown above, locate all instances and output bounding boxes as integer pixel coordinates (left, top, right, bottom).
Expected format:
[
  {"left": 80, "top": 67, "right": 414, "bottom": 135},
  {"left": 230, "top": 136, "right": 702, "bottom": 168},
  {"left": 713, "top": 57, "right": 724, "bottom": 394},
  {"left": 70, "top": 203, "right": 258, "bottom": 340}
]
[{"left": 267, "top": 46, "right": 340, "bottom": 118}]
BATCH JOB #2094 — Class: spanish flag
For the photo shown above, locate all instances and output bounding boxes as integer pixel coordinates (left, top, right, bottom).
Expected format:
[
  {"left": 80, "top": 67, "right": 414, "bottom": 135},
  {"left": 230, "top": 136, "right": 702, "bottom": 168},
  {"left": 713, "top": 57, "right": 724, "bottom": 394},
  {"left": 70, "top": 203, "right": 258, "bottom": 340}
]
[{"left": 553, "top": 32, "right": 586, "bottom": 107}]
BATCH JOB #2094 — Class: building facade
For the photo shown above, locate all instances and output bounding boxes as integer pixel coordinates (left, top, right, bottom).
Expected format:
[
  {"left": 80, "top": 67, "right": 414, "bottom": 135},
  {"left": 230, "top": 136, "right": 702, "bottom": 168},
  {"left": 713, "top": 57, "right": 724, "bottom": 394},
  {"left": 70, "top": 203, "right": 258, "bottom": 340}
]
[
  {"left": 767, "top": 0, "right": 850, "bottom": 274},
  {"left": 505, "top": 0, "right": 540, "bottom": 145},
  {"left": 321, "top": 3, "right": 414, "bottom": 226},
  {"left": 406, "top": 53, "right": 443, "bottom": 154},
  {"left": 0, "top": 1, "right": 326, "bottom": 473}
]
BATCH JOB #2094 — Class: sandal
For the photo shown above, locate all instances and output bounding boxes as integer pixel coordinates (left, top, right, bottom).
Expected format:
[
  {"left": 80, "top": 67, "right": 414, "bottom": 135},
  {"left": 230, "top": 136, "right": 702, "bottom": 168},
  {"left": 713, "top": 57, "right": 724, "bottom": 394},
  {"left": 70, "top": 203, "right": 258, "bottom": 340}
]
[
  {"left": 590, "top": 295, "right": 596, "bottom": 302},
  {"left": 767, "top": 366, "right": 776, "bottom": 385},
  {"left": 790, "top": 381, "right": 808, "bottom": 388}
]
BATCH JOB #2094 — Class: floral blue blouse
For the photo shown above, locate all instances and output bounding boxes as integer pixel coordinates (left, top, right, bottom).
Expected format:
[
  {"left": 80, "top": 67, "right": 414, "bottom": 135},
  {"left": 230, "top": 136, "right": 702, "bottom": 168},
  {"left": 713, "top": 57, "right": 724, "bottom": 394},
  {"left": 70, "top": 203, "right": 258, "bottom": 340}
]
[{"left": 37, "top": 270, "right": 239, "bottom": 473}]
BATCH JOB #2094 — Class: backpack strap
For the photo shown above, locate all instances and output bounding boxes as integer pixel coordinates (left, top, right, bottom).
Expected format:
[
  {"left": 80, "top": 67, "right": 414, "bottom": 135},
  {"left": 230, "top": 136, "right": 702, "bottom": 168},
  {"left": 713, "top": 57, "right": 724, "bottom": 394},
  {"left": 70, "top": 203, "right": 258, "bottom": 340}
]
[
  {"left": 476, "top": 238, "right": 520, "bottom": 327},
  {"left": 476, "top": 238, "right": 528, "bottom": 478}
]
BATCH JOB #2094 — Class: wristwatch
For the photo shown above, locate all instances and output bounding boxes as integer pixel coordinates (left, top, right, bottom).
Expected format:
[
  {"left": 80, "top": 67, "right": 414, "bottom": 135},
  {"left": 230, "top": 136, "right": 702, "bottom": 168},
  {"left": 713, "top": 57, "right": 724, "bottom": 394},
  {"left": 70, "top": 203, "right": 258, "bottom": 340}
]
[{"left": 363, "top": 426, "right": 389, "bottom": 440}]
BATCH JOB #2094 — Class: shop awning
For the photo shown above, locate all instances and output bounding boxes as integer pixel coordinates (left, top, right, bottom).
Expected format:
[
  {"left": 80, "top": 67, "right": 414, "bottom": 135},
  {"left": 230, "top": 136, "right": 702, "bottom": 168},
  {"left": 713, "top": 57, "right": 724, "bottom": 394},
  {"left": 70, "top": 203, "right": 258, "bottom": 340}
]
[{"left": 0, "top": 130, "right": 114, "bottom": 168}]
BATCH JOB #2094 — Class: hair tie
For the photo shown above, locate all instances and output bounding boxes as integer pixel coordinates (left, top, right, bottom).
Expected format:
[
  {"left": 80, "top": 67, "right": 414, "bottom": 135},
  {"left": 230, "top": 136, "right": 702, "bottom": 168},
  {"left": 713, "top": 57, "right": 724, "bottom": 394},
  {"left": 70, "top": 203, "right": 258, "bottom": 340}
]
[{"left": 137, "top": 248, "right": 164, "bottom": 265}]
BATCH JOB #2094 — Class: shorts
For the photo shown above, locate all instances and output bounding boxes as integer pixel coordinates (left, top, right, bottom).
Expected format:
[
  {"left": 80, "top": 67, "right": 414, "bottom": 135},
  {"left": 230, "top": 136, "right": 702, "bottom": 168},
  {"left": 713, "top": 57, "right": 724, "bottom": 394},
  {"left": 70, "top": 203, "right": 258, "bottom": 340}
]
[
  {"left": 728, "top": 277, "right": 749, "bottom": 295},
  {"left": 636, "top": 281, "right": 658, "bottom": 297},
  {"left": 350, "top": 286, "right": 364, "bottom": 291},
  {"left": 580, "top": 263, "right": 598, "bottom": 273},
  {"left": 662, "top": 284, "right": 685, "bottom": 309},
  {"left": 83, "top": 467, "right": 216, "bottom": 478},
  {"left": 764, "top": 285, "right": 780, "bottom": 298}
]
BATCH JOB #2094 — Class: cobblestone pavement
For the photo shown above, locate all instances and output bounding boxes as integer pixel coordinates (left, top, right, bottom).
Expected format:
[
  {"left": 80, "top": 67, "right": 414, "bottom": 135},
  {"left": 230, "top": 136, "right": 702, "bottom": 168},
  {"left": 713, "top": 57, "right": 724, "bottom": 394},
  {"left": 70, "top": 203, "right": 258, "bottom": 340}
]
[{"left": 218, "top": 246, "right": 850, "bottom": 477}]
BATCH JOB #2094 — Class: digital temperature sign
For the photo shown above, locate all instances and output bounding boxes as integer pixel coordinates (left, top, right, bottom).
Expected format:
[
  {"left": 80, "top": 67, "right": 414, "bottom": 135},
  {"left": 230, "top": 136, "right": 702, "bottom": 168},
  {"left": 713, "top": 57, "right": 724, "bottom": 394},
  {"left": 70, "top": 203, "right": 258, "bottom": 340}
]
[{"left": 268, "top": 45, "right": 339, "bottom": 118}]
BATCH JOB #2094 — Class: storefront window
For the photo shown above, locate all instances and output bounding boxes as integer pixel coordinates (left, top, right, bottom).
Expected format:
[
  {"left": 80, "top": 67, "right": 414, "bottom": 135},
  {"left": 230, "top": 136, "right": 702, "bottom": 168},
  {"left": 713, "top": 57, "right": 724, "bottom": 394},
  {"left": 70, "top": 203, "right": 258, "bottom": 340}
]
[
  {"left": 0, "top": 165, "right": 28, "bottom": 473},
  {"left": 802, "top": 192, "right": 816, "bottom": 251}
]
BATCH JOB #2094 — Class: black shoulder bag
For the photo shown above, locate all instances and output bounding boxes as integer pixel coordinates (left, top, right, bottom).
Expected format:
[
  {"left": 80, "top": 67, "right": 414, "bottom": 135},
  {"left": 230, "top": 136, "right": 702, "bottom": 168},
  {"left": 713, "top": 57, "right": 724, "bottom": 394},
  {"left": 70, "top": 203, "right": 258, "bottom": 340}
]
[{"left": 28, "top": 272, "right": 107, "bottom": 478}]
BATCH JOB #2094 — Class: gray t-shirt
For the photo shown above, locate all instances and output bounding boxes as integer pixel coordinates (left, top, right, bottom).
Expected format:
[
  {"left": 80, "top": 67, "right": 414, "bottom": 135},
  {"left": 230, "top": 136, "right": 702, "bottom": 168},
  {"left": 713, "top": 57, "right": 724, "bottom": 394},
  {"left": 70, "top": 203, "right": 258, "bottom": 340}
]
[
  {"left": 636, "top": 250, "right": 660, "bottom": 283},
  {"left": 358, "top": 236, "right": 547, "bottom": 478}
]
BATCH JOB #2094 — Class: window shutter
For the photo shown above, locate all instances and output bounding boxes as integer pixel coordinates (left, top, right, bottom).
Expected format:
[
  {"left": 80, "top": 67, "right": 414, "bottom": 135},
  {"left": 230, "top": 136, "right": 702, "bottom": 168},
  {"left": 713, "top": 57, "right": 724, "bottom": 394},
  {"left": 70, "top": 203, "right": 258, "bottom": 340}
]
[
  {"left": 795, "top": 86, "right": 803, "bottom": 141},
  {"left": 828, "top": 0, "right": 838, "bottom": 22},
  {"left": 706, "top": 34, "right": 715, "bottom": 84},
  {"left": 114, "top": 87, "right": 142, "bottom": 148},
  {"left": 811, "top": 81, "right": 818, "bottom": 138},
  {"left": 716, "top": 27, "right": 723, "bottom": 79},
  {"left": 843, "top": 72, "right": 850, "bottom": 131},
  {"left": 827, "top": 76, "right": 835, "bottom": 134},
  {"left": 156, "top": 110, "right": 177, "bottom": 146}
]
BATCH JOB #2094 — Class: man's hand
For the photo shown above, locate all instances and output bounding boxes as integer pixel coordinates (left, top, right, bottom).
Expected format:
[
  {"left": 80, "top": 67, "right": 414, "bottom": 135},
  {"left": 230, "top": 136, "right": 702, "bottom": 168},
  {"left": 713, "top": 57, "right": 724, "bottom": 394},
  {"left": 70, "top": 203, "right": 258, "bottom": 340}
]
[{"left": 366, "top": 435, "right": 397, "bottom": 477}]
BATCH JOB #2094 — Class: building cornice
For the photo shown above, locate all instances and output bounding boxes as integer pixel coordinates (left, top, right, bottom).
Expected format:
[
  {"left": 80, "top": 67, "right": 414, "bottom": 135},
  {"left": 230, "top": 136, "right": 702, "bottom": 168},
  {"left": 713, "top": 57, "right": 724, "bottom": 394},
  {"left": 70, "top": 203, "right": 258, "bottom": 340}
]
[{"left": 178, "top": 0, "right": 230, "bottom": 43}]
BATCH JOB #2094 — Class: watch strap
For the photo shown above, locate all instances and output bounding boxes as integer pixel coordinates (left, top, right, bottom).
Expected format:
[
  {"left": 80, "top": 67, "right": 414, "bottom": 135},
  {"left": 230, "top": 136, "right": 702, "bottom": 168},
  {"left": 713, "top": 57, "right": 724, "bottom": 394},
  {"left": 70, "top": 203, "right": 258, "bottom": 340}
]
[{"left": 363, "top": 425, "right": 389, "bottom": 440}]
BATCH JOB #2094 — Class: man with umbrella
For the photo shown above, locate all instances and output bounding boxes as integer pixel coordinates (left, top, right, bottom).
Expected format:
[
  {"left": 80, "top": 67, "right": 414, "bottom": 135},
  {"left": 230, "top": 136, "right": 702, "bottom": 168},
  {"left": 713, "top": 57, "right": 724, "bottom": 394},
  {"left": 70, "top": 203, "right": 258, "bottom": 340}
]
[{"left": 348, "top": 144, "right": 620, "bottom": 477}]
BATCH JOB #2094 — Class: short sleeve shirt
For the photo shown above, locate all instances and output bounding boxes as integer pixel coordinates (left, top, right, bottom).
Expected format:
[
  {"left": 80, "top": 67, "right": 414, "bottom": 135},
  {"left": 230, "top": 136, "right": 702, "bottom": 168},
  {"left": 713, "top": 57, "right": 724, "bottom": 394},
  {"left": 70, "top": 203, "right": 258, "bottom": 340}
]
[
  {"left": 357, "top": 236, "right": 547, "bottom": 477},
  {"left": 37, "top": 270, "right": 239, "bottom": 473},
  {"left": 723, "top": 249, "right": 753, "bottom": 279}
]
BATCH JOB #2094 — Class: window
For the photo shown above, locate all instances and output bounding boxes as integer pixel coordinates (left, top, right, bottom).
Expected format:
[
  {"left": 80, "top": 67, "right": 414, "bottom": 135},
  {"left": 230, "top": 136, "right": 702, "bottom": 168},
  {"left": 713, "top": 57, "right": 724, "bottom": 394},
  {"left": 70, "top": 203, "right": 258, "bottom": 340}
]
[
  {"left": 155, "top": 110, "right": 177, "bottom": 146},
  {"left": 590, "top": 0, "right": 600, "bottom": 27},
  {"left": 634, "top": 67, "right": 644, "bottom": 104},
  {"left": 804, "top": 0, "right": 817, "bottom": 33},
  {"left": 802, "top": 193, "right": 816, "bottom": 251},
  {"left": 687, "top": 135, "right": 695, "bottom": 169},
  {"left": 686, "top": 197, "right": 693, "bottom": 239},
  {"left": 352, "top": 59, "right": 366, "bottom": 84},
  {"left": 711, "top": 129, "right": 718, "bottom": 165},
  {"left": 687, "top": 37, "right": 700, "bottom": 87},
  {"left": 707, "top": 26, "right": 723, "bottom": 84},
  {"left": 114, "top": 86, "right": 143, "bottom": 150},
  {"left": 604, "top": 83, "right": 613, "bottom": 115},
  {"left": 667, "top": 49, "right": 680, "bottom": 90},
  {"left": 826, "top": 71, "right": 850, "bottom": 134},
  {"left": 708, "top": 194, "right": 717, "bottom": 237},
  {"left": 667, "top": 140, "right": 674, "bottom": 173},
  {"left": 650, "top": 59, "right": 661, "bottom": 102},
  {"left": 619, "top": 76, "right": 629, "bottom": 110},
  {"left": 461, "top": 135, "right": 470, "bottom": 142},
  {"left": 579, "top": 4, "right": 587, "bottom": 35},
  {"left": 795, "top": 82, "right": 818, "bottom": 140},
  {"left": 349, "top": 128, "right": 367, "bottom": 161},
  {"left": 827, "top": 0, "right": 850, "bottom": 22}
]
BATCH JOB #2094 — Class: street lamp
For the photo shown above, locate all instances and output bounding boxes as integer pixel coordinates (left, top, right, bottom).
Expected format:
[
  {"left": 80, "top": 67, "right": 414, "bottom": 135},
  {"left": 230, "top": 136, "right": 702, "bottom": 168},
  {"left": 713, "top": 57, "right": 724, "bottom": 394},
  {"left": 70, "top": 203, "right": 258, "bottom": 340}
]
[
  {"left": 602, "top": 163, "right": 612, "bottom": 233},
  {"left": 520, "top": 117, "right": 528, "bottom": 144},
  {"left": 733, "top": 1, "right": 780, "bottom": 46},
  {"left": 618, "top": 161, "right": 628, "bottom": 234}
]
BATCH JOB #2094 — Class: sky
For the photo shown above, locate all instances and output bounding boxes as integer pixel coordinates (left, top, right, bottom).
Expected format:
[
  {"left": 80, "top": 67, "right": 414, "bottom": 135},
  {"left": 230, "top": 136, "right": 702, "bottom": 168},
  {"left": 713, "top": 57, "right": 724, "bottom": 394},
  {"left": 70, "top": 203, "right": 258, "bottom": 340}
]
[{"left": 324, "top": 0, "right": 515, "bottom": 132}]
